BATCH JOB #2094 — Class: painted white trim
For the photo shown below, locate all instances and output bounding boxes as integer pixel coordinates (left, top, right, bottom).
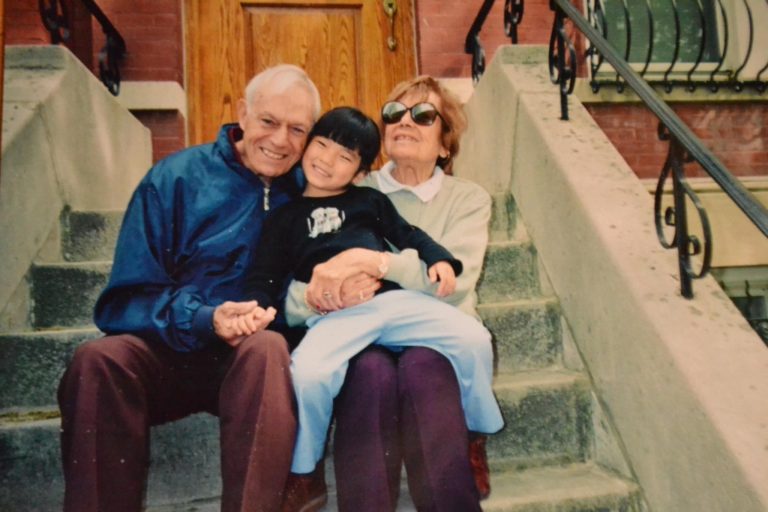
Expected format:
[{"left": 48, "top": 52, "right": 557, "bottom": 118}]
[{"left": 116, "top": 81, "right": 187, "bottom": 118}]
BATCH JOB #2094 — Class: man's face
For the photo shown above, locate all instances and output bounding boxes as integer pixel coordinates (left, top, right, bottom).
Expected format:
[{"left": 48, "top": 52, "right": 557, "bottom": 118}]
[{"left": 236, "top": 83, "right": 315, "bottom": 180}]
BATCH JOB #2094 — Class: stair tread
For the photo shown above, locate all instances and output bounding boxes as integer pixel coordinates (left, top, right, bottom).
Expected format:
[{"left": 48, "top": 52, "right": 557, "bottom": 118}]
[
  {"left": 494, "top": 368, "right": 585, "bottom": 391},
  {"left": 33, "top": 260, "right": 112, "bottom": 268},
  {"left": 144, "top": 463, "right": 636, "bottom": 512},
  {"left": 0, "top": 327, "right": 100, "bottom": 338},
  {"left": 479, "top": 296, "right": 558, "bottom": 309},
  {"left": 487, "top": 238, "right": 532, "bottom": 249},
  {"left": 484, "top": 463, "right": 638, "bottom": 510}
]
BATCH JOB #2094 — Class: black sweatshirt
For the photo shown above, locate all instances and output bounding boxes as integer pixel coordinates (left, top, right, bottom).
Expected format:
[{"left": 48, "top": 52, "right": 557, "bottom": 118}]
[{"left": 244, "top": 185, "right": 462, "bottom": 309}]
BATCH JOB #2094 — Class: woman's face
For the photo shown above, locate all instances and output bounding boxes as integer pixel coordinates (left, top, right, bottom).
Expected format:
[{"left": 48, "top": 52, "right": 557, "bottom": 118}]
[{"left": 383, "top": 90, "right": 449, "bottom": 168}]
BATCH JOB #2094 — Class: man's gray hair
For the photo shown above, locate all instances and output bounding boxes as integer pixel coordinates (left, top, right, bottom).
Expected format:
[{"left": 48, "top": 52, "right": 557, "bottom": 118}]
[{"left": 244, "top": 64, "right": 322, "bottom": 121}]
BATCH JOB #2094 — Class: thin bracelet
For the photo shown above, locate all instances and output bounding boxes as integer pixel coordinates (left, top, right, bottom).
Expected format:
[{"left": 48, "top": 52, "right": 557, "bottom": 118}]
[{"left": 377, "top": 252, "right": 389, "bottom": 279}]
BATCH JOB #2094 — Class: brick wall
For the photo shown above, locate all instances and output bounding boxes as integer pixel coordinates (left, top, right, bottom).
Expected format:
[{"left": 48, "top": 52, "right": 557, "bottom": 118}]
[
  {"left": 585, "top": 102, "right": 768, "bottom": 180},
  {"left": 6, "top": 0, "right": 50, "bottom": 45}
]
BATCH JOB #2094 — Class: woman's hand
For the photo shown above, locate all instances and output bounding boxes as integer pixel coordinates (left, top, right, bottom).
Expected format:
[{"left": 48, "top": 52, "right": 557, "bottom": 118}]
[
  {"left": 428, "top": 261, "right": 456, "bottom": 297},
  {"left": 340, "top": 273, "right": 382, "bottom": 307},
  {"left": 306, "top": 248, "right": 385, "bottom": 311}
]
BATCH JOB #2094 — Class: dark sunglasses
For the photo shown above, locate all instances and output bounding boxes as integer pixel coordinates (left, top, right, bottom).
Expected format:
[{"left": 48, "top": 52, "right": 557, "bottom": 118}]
[{"left": 381, "top": 101, "right": 446, "bottom": 127}]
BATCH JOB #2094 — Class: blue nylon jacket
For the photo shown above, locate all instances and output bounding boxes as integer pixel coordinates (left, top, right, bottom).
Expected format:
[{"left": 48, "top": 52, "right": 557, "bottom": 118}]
[{"left": 94, "top": 124, "right": 304, "bottom": 352}]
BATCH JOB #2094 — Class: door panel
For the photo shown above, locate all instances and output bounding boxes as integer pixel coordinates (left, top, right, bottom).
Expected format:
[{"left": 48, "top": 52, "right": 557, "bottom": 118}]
[{"left": 185, "top": 0, "right": 416, "bottom": 146}]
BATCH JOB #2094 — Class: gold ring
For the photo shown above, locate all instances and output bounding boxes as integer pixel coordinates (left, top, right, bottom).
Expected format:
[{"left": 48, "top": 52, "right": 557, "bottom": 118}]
[
  {"left": 323, "top": 291, "right": 332, "bottom": 298},
  {"left": 359, "top": 291, "right": 365, "bottom": 300}
]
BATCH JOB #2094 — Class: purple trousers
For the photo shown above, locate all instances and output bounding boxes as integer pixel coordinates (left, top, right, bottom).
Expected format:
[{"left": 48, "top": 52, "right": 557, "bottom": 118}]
[
  {"left": 333, "top": 346, "right": 482, "bottom": 512},
  {"left": 57, "top": 331, "right": 296, "bottom": 512}
]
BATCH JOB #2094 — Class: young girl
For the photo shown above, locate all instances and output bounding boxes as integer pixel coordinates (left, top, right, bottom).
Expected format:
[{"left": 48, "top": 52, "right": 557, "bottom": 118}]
[{"left": 235, "top": 106, "right": 503, "bottom": 489}]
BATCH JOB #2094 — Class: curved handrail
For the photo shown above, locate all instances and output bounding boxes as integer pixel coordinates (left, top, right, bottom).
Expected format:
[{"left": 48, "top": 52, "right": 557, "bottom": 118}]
[
  {"left": 685, "top": 0, "right": 707, "bottom": 91},
  {"left": 465, "top": 0, "right": 523, "bottom": 82},
  {"left": 639, "top": 0, "right": 654, "bottom": 78},
  {"left": 661, "top": 0, "right": 681, "bottom": 92},
  {"left": 731, "top": 0, "right": 754, "bottom": 92},
  {"left": 38, "top": 0, "right": 125, "bottom": 95}
]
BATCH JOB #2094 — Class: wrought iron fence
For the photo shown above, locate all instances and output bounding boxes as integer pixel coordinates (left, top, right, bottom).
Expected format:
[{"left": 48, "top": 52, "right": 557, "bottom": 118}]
[
  {"left": 39, "top": 0, "right": 126, "bottom": 95},
  {"left": 465, "top": 0, "right": 525, "bottom": 82},
  {"left": 587, "top": 0, "right": 768, "bottom": 94},
  {"left": 465, "top": 0, "right": 768, "bottom": 301}
]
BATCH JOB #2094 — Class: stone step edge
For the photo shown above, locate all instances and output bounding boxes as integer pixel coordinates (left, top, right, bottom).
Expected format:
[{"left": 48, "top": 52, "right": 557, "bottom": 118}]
[
  {"left": 143, "top": 462, "right": 637, "bottom": 512},
  {"left": 483, "top": 462, "right": 639, "bottom": 511},
  {"left": 0, "top": 367, "right": 585, "bottom": 426},
  {"left": 487, "top": 238, "right": 532, "bottom": 250},
  {"left": 493, "top": 368, "right": 587, "bottom": 396},
  {"left": 32, "top": 260, "right": 112, "bottom": 269},
  {"left": 0, "top": 327, "right": 100, "bottom": 338},
  {"left": 478, "top": 295, "right": 559, "bottom": 312},
  {"left": 2, "top": 294, "right": 560, "bottom": 338}
]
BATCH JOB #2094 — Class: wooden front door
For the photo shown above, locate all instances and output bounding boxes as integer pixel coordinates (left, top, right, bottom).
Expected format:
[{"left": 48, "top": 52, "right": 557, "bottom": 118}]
[{"left": 185, "top": 0, "right": 417, "bottom": 146}]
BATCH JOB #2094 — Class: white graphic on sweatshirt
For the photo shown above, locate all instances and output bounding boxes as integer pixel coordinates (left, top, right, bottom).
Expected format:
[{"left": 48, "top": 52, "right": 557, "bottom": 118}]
[{"left": 307, "top": 207, "right": 345, "bottom": 238}]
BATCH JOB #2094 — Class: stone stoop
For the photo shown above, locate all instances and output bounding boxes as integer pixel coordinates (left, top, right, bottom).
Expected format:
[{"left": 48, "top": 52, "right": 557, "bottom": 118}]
[{"left": 0, "top": 195, "right": 641, "bottom": 511}]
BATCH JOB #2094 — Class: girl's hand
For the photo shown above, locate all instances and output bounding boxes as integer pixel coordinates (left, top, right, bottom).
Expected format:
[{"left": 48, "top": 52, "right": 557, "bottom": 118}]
[{"left": 428, "top": 261, "right": 456, "bottom": 297}]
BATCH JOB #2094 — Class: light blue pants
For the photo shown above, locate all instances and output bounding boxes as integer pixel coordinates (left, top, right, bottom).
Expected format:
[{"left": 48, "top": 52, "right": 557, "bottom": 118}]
[{"left": 290, "top": 289, "right": 504, "bottom": 473}]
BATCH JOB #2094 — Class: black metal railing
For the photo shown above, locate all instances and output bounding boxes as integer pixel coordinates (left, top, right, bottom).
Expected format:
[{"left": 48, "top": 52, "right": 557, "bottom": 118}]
[
  {"left": 465, "top": 0, "right": 768, "bottom": 300},
  {"left": 586, "top": 0, "right": 768, "bottom": 94},
  {"left": 465, "top": 0, "right": 525, "bottom": 82},
  {"left": 39, "top": 0, "right": 126, "bottom": 95},
  {"left": 468, "top": 0, "right": 768, "bottom": 94}
]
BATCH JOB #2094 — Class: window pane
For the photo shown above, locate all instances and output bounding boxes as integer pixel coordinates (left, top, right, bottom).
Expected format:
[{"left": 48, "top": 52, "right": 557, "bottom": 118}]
[{"left": 602, "top": 0, "right": 719, "bottom": 63}]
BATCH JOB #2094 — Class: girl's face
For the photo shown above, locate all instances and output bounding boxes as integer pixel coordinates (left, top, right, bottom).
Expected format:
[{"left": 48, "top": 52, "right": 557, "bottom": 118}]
[{"left": 302, "top": 136, "right": 362, "bottom": 197}]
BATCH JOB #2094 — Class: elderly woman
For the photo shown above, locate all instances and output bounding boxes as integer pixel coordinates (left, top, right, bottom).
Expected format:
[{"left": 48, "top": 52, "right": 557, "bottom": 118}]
[{"left": 283, "top": 76, "right": 497, "bottom": 512}]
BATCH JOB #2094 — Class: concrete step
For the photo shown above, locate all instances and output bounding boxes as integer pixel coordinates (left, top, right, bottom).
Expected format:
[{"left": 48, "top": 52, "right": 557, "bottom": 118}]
[
  {"left": 479, "top": 297, "right": 562, "bottom": 373},
  {"left": 144, "top": 463, "right": 639, "bottom": 512},
  {"left": 1, "top": 412, "right": 633, "bottom": 512},
  {"left": 477, "top": 240, "right": 540, "bottom": 302},
  {"left": 30, "top": 261, "right": 110, "bottom": 329},
  {"left": 0, "top": 328, "right": 99, "bottom": 409},
  {"left": 0, "top": 366, "right": 592, "bottom": 510},
  {"left": 483, "top": 463, "right": 641, "bottom": 512},
  {"left": 61, "top": 209, "right": 123, "bottom": 262},
  {"left": 0, "top": 413, "right": 221, "bottom": 512},
  {"left": 490, "top": 369, "right": 591, "bottom": 468}
]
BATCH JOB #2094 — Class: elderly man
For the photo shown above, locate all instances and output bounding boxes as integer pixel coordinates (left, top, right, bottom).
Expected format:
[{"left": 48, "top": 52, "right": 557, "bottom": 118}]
[{"left": 57, "top": 64, "right": 320, "bottom": 512}]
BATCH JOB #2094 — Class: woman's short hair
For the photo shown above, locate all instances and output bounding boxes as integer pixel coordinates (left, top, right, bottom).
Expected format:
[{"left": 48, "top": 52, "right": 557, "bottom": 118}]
[
  {"left": 308, "top": 107, "right": 382, "bottom": 172},
  {"left": 383, "top": 75, "right": 468, "bottom": 174},
  {"left": 244, "top": 64, "right": 322, "bottom": 121}
]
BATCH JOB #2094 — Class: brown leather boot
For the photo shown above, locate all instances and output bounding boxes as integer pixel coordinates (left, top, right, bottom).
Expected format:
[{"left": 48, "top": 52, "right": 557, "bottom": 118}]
[
  {"left": 280, "top": 463, "right": 328, "bottom": 512},
  {"left": 468, "top": 434, "right": 491, "bottom": 500}
]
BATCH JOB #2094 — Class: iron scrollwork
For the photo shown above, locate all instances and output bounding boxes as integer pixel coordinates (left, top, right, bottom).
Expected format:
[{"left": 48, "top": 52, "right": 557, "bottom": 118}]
[
  {"left": 548, "top": 5, "right": 577, "bottom": 120},
  {"left": 83, "top": 0, "right": 126, "bottom": 96},
  {"left": 39, "top": 0, "right": 70, "bottom": 44},
  {"left": 504, "top": 0, "right": 525, "bottom": 44},
  {"left": 37, "top": 0, "right": 126, "bottom": 96},
  {"left": 653, "top": 124, "right": 713, "bottom": 298},
  {"left": 465, "top": 0, "right": 525, "bottom": 83}
]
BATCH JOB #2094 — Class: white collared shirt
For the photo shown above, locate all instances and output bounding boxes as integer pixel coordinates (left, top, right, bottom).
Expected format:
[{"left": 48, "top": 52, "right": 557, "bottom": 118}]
[{"left": 375, "top": 161, "right": 445, "bottom": 203}]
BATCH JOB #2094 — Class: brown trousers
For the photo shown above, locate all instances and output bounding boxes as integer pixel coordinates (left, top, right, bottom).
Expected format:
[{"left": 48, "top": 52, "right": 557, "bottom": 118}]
[{"left": 57, "top": 331, "right": 296, "bottom": 512}]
